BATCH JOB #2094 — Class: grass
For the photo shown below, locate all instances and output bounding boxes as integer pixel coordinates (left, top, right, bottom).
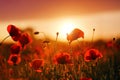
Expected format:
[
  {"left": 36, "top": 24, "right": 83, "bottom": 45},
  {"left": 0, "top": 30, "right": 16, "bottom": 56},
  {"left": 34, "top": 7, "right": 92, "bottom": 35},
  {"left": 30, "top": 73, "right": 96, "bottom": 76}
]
[
  {"left": 0, "top": 38, "right": 120, "bottom": 80},
  {"left": 0, "top": 26, "right": 120, "bottom": 80}
]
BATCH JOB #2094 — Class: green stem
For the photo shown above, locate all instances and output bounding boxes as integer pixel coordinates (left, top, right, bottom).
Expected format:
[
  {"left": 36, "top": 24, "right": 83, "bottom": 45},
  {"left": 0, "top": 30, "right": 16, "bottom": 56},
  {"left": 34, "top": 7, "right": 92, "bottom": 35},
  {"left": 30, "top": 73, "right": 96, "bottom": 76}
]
[{"left": 0, "top": 35, "right": 10, "bottom": 46}]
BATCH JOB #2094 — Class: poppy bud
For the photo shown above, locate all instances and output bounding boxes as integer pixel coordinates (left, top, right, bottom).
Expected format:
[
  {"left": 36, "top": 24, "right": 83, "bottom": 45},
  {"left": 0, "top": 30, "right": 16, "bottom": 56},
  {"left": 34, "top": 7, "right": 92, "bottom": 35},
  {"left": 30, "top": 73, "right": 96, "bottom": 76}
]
[
  {"left": 56, "top": 32, "right": 59, "bottom": 36},
  {"left": 113, "top": 37, "right": 115, "bottom": 41},
  {"left": 93, "top": 28, "right": 95, "bottom": 31},
  {"left": 34, "top": 31, "right": 39, "bottom": 35}
]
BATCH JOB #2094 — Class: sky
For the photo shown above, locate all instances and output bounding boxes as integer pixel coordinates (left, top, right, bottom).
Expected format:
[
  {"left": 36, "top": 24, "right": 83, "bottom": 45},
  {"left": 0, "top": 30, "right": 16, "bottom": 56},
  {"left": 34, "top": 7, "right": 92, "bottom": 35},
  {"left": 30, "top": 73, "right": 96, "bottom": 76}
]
[{"left": 0, "top": 0, "right": 120, "bottom": 42}]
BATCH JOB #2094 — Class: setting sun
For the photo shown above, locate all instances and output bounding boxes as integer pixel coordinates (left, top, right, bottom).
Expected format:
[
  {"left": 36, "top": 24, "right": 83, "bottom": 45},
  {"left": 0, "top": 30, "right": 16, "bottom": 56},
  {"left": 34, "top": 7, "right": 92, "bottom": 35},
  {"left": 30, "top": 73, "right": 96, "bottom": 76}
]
[{"left": 60, "top": 21, "right": 75, "bottom": 36}]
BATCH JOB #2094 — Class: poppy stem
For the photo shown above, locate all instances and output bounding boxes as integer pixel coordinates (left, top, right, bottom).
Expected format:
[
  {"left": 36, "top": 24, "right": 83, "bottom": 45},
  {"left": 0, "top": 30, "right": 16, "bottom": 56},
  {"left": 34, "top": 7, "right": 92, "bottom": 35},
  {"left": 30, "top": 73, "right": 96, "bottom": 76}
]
[
  {"left": 55, "top": 35, "right": 58, "bottom": 42},
  {"left": 56, "top": 32, "right": 59, "bottom": 42},
  {"left": 91, "top": 28, "right": 95, "bottom": 44},
  {"left": 54, "top": 32, "right": 59, "bottom": 52},
  {"left": 0, "top": 35, "right": 10, "bottom": 46}
]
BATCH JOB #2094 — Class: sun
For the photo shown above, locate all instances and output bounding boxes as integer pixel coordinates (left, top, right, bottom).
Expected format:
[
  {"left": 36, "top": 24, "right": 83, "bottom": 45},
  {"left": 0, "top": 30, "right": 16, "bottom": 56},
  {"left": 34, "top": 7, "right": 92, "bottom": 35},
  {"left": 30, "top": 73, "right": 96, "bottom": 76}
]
[
  {"left": 60, "top": 21, "right": 75, "bottom": 36},
  {"left": 56, "top": 19, "right": 78, "bottom": 41}
]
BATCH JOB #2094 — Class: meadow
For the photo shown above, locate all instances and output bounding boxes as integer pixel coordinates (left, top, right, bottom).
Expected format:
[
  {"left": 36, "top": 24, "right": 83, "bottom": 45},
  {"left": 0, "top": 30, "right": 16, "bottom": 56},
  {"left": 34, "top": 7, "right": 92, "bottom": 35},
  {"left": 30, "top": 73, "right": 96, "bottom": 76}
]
[{"left": 0, "top": 25, "right": 120, "bottom": 80}]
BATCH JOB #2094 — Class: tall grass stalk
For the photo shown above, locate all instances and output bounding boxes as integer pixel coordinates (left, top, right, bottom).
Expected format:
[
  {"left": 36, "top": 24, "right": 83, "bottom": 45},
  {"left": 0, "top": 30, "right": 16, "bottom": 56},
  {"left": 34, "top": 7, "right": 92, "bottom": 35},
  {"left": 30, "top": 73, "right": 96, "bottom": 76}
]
[
  {"left": 91, "top": 28, "right": 95, "bottom": 45},
  {"left": 0, "top": 35, "right": 10, "bottom": 46}
]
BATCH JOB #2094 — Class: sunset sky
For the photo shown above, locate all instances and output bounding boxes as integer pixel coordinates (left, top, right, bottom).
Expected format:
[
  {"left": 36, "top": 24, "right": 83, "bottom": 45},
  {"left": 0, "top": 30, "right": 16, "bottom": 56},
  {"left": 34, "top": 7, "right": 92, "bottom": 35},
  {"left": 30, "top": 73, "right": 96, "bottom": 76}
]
[{"left": 0, "top": 0, "right": 120, "bottom": 42}]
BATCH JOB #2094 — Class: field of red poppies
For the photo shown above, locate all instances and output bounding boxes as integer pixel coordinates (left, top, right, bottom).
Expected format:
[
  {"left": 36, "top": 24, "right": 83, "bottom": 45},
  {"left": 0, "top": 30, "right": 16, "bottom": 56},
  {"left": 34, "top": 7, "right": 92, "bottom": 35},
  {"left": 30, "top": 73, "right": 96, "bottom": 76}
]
[{"left": 0, "top": 25, "right": 120, "bottom": 80}]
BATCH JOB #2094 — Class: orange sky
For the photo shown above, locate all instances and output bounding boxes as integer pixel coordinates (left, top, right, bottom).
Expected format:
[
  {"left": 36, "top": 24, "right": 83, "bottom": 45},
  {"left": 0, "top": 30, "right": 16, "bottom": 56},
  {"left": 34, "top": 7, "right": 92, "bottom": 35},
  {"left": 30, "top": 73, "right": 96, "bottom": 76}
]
[
  {"left": 0, "top": 0, "right": 120, "bottom": 21},
  {"left": 0, "top": 0, "right": 120, "bottom": 42}
]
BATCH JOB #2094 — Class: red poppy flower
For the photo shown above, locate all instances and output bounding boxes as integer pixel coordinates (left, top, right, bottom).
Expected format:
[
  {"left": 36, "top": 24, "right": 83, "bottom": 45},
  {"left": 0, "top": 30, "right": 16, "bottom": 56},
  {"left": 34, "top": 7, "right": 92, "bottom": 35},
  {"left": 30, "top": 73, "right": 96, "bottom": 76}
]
[
  {"left": 7, "top": 54, "right": 21, "bottom": 65},
  {"left": 18, "top": 32, "right": 32, "bottom": 47},
  {"left": 107, "top": 41, "right": 114, "bottom": 48},
  {"left": 80, "top": 78, "right": 92, "bottom": 80},
  {"left": 84, "top": 49, "right": 103, "bottom": 62},
  {"left": 10, "top": 43, "right": 22, "bottom": 54},
  {"left": 7, "top": 24, "right": 21, "bottom": 41},
  {"left": 53, "top": 52, "right": 71, "bottom": 64},
  {"left": 34, "top": 46, "right": 45, "bottom": 59},
  {"left": 67, "top": 28, "right": 84, "bottom": 44},
  {"left": 29, "top": 59, "right": 44, "bottom": 71}
]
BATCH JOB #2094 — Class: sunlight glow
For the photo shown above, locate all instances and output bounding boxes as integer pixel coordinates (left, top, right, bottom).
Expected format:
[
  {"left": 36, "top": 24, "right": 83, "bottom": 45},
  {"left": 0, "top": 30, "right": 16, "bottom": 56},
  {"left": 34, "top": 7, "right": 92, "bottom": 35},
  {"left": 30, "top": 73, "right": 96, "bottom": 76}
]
[{"left": 60, "top": 21, "right": 75, "bottom": 36}]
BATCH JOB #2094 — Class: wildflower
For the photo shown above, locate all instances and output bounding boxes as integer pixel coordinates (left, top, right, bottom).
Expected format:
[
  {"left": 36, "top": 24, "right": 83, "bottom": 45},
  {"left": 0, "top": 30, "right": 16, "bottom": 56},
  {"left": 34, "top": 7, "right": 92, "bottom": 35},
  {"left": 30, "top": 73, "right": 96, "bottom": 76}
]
[
  {"left": 107, "top": 38, "right": 116, "bottom": 48},
  {"left": 29, "top": 59, "right": 44, "bottom": 71},
  {"left": 34, "top": 31, "right": 39, "bottom": 35},
  {"left": 113, "top": 37, "right": 115, "bottom": 41},
  {"left": 80, "top": 78, "right": 92, "bottom": 80},
  {"left": 10, "top": 43, "right": 22, "bottom": 54},
  {"left": 107, "top": 41, "right": 114, "bottom": 47},
  {"left": 115, "top": 38, "right": 120, "bottom": 50},
  {"left": 7, "top": 24, "right": 21, "bottom": 41},
  {"left": 53, "top": 52, "right": 71, "bottom": 64},
  {"left": 34, "top": 46, "right": 45, "bottom": 59},
  {"left": 7, "top": 54, "right": 21, "bottom": 65},
  {"left": 93, "top": 28, "right": 95, "bottom": 31},
  {"left": 91, "top": 28, "right": 95, "bottom": 43},
  {"left": 67, "top": 28, "right": 84, "bottom": 44},
  {"left": 84, "top": 49, "right": 103, "bottom": 62},
  {"left": 56, "top": 32, "right": 59, "bottom": 41},
  {"left": 19, "top": 32, "right": 32, "bottom": 47},
  {"left": 43, "top": 40, "right": 50, "bottom": 43},
  {"left": 56, "top": 32, "right": 59, "bottom": 36}
]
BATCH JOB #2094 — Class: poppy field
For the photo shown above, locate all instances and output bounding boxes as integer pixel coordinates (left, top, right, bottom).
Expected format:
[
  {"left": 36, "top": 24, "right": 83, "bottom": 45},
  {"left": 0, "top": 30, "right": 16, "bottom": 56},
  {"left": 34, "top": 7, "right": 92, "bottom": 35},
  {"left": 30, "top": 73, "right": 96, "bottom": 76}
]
[{"left": 0, "top": 25, "right": 120, "bottom": 80}]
